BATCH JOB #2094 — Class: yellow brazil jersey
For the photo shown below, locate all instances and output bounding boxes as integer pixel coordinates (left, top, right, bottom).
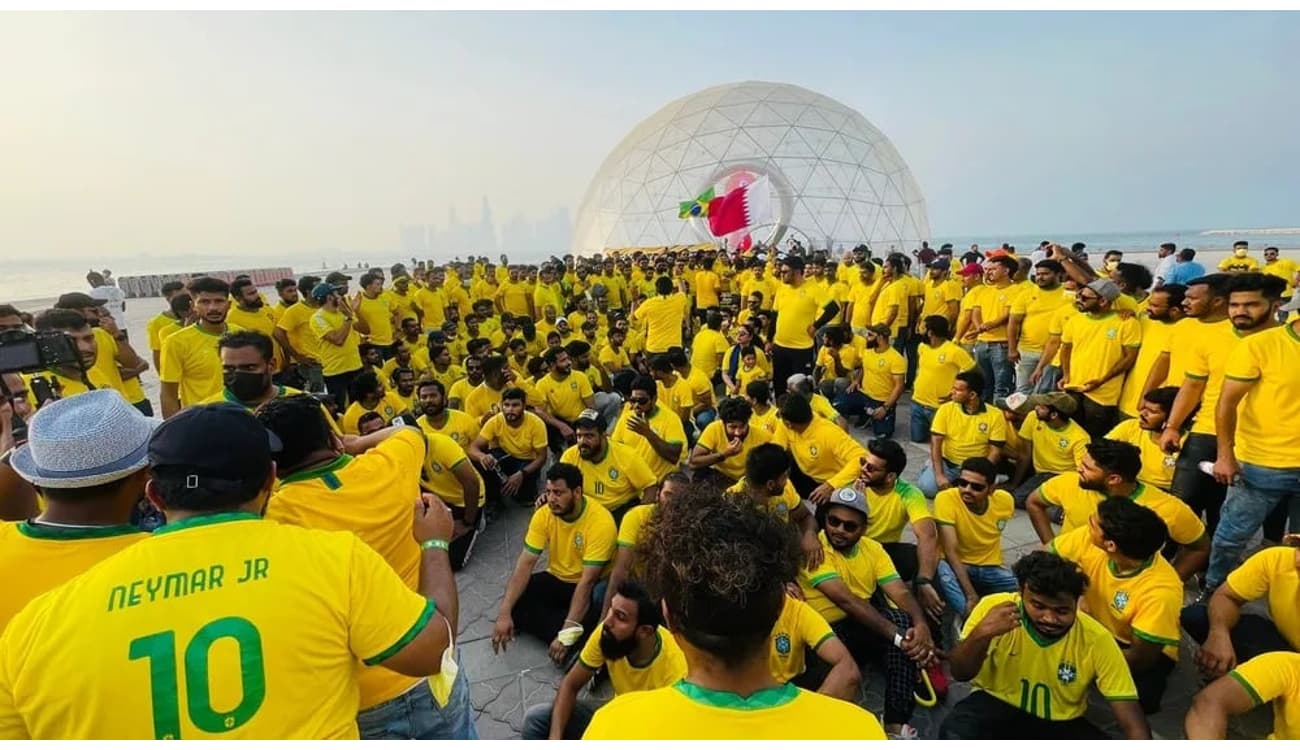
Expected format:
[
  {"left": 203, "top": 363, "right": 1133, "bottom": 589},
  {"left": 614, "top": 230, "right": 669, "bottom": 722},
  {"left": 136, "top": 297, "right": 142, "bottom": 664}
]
[
  {"left": 694, "top": 418, "right": 767, "bottom": 482},
  {"left": 147, "top": 312, "right": 180, "bottom": 355},
  {"left": 578, "top": 625, "right": 687, "bottom": 697},
  {"left": 632, "top": 293, "right": 688, "bottom": 353},
  {"left": 912, "top": 340, "right": 976, "bottom": 409},
  {"left": 654, "top": 374, "right": 694, "bottom": 419},
  {"left": 863, "top": 479, "right": 931, "bottom": 544},
  {"left": 382, "top": 290, "right": 419, "bottom": 328},
  {"left": 463, "top": 382, "right": 503, "bottom": 424},
  {"left": 772, "top": 281, "right": 824, "bottom": 349},
  {"left": 724, "top": 478, "right": 802, "bottom": 523},
  {"left": 416, "top": 408, "right": 478, "bottom": 452},
  {"left": 309, "top": 308, "right": 362, "bottom": 377},
  {"left": 159, "top": 324, "right": 236, "bottom": 408},
  {"left": 340, "top": 391, "right": 408, "bottom": 435},
  {"left": 497, "top": 281, "right": 531, "bottom": 318},
  {"left": 1224, "top": 547, "right": 1300, "bottom": 651},
  {"left": 800, "top": 532, "right": 901, "bottom": 625},
  {"left": 1222, "top": 324, "right": 1300, "bottom": 469},
  {"left": 815, "top": 342, "right": 861, "bottom": 378},
  {"left": 616, "top": 503, "right": 655, "bottom": 552},
  {"left": 274, "top": 302, "right": 322, "bottom": 361},
  {"left": 920, "top": 278, "right": 963, "bottom": 325},
  {"left": 846, "top": 277, "right": 881, "bottom": 329},
  {"left": 736, "top": 363, "right": 769, "bottom": 394},
  {"left": 1263, "top": 258, "right": 1299, "bottom": 296},
  {"left": 934, "top": 487, "right": 1014, "bottom": 566},
  {"left": 961, "top": 592, "right": 1138, "bottom": 721},
  {"left": 1105, "top": 419, "right": 1177, "bottom": 491},
  {"left": 429, "top": 363, "right": 464, "bottom": 395},
  {"left": 1045, "top": 303, "right": 1077, "bottom": 368},
  {"left": 226, "top": 305, "right": 282, "bottom": 367},
  {"left": 1017, "top": 411, "right": 1089, "bottom": 474},
  {"left": 354, "top": 294, "right": 395, "bottom": 346},
  {"left": 477, "top": 411, "right": 548, "bottom": 460},
  {"left": 767, "top": 594, "right": 835, "bottom": 684},
  {"left": 0, "top": 514, "right": 434, "bottom": 740},
  {"left": 0, "top": 522, "right": 145, "bottom": 633},
  {"left": 1230, "top": 652, "right": 1300, "bottom": 740},
  {"left": 534, "top": 372, "right": 593, "bottom": 422},
  {"left": 1050, "top": 527, "right": 1183, "bottom": 661},
  {"left": 858, "top": 345, "right": 906, "bottom": 402},
  {"left": 694, "top": 269, "right": 721, "bottom": 309},
  {"left": 414, "top": 286, "right": 447, "bottom": 330},
  {"left": 749, "top": 405, "right": 783, "bottom": 439},
  {"left": 1036, "top": 475, "right": 1205, "bottom": 545},
  {"left": 31, "top": 360, "right": 125, "bottom": 401},
  {"left": 689, "top": 328, "right": 729, "bottom": 375},
  {"left": 929, "top": 401, "right": 1008, "bottom": 464},
  {"left": 971, "top": 283, "right": 1018, "bottom": 343},
  {"left": 1159, "top": 316, "right": 1203, "bottom": 390},
  {"left": 582, "top": 680, "right": 886, "bottom": 739},
  {"left": 198, "top": 386, "right": 342, "bottom": 435},
  {"left": 1060, "top": 312, "right": 1142, "bottom": 407},
  {"left": 91, "top": 327, "right": 148, "bottom": 404},
  {"left": 559, "top": 441, "right": 657, "bottom": 513},
  {"left": 1117, "top": 316, "right": 1176, "bottom": 417},
  {"left": 419, "top": 431, "right": 485, "bottom": 507},
  {"left": 870, "top": 279, "right": 909, "bottom": 329},
  {"left": 523, "top": 499, "right": 616, "bottom": 583},
  {"left": 266, "top": 429, "right": 427, "bottom": 707},
  {"left": 680, "top": 366, "right": 714, "bottom": 409},
  {"left": 611, "top": 404, "right": 687, "bottom": 481},
  {"left": 808, "top": 392, "right": 840, "bottom": 424},
  {"left": 781, "top": 417, "right": 865, "bottom": 488},
  {"left": 598, "top": 343, "right": 631, "bottom": 372},
  {"left": 1009, "top": 285, "right": 1068, "bottom": 353}
]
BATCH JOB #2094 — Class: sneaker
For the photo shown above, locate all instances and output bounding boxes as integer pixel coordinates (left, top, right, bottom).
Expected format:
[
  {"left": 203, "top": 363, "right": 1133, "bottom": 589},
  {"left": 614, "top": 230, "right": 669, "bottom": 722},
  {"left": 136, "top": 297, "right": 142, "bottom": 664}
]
[{"left": 887, "top": 724, "right": 919, "bottom": 740}]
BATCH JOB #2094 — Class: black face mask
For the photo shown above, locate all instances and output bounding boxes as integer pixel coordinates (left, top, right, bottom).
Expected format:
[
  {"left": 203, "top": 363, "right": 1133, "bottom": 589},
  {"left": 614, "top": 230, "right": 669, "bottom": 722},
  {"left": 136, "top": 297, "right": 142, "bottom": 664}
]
[
  {"left": 599, "top": 627, "right": 637, "bottom": 660},
  {"left": 224, "top": 370, "right": 270, "bottom": 402}
]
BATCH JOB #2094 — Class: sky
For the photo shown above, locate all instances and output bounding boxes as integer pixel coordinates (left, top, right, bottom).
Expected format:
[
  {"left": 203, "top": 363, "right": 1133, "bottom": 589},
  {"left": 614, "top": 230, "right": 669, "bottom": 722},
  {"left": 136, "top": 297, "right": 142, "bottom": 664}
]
[{"left": 2, "top": 10, "right": 1298, "bottom": 265}]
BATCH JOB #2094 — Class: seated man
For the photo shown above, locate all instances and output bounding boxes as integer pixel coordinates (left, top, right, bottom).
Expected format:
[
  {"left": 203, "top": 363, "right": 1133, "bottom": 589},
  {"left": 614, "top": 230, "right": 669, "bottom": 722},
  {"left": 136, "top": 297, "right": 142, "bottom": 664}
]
[
  {"left": 1005, "top": 392, "right": 1089, "bottom": 509},
  {"left": 492, "top": 463, "right": 615, "bottom": 666},
  {"left": 1050, "top": 498, "right": 1182, "bottom": 714},
  {"left": 583, "top": 488, "right": 886, "bottom": 739},
  {"left": 468, "top": 387, "right": 548, "bottom": 506},
  {"left": 724, "top": 444, "right": 823, "bottom": 569},
  {"left": 604, "top": 473, "right": 691, "bottom": 612},
  {"left": 770, "top": 592, "right": 861, "bottom": 703},
  {"left": 610, "top": 376, "right": 686, "bottom": 482},
  {"left": 1026, "top": 438, "right": 1208, "bottom": 580},
  {"left": 777, "top": 393, "right": 866, "bottom": 504},
  {"left": 522, "top": 581, "right": 687, "bottom": 740},
  {"left": 1105, "top": 386, "right": 1180, "bottom": 492},
  {"left": 559, "top": 410, "right": 657, "bottom": 526},
  {"left": 934, "top": 457, "right": 1018, "bottom": 618},
  {"left": 341, "top": 370, "right": 413, "bottom": 435},
  {"left": 688, "top": 395, "right": 767, "bottom": 488},
  {"left": 1182, "top": 544, "right": 1300, "bottom": 679},
  {"left": 940, "top": 552, "right": 1150, "bottom": 740},
  {"left": 417, "top": 430, "right": 485, "bottom": 571},
  {"left": 918, "top": 368, "right": 1007, "bottom": 498},
  {"left": 799, "top": 486, "right": 939, "bottom": 739},
  {"left": 1186, "top": 651, "right": 1300, "bottom": 740},
  {"left": 833, "top": 324, "right": 906, "bottom": 438}
]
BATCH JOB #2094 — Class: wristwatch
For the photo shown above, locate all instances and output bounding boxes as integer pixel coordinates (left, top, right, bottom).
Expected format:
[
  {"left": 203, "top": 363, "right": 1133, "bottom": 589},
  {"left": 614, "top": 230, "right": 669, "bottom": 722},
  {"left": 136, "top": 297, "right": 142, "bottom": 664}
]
[{"left": 914, "top": 576, "right": 933, "bottom": 587}]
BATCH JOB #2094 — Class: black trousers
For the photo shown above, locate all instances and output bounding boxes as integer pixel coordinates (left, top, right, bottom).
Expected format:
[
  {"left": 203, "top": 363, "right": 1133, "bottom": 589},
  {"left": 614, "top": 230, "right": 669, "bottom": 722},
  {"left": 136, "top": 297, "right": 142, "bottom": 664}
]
[
  {"left": 323, "top": 368, "right": 361, "bottom": 410},
  {"left": 1181, "top": 603, "right": 1295, "bottom": 662},
  {"left": 1118, "top": 644, "right": 1176, "bottom": 715},
  {"left": 1069, "top": 392, "right": 1119, "bottom": 440},
  {"left": 482, "top": 452, "right": 540, "bottom": 506},
  {"left": 770, "top": 344, "right": 814, "bottom": 397},
  {"left": 801, "top": 611, "right": 917, "bottom": 725},
  {"left": 939, "top": 689, "right": 1108, "bottom": 740},
  {"left": 1170, "top": 433, "right": 1227, "bottom": 535},
  {"left": 448, "top": 504, "right": 481, "bottom": 572},
  {"left": 512, "top": 571, "right": 596, "bottom": 644}
]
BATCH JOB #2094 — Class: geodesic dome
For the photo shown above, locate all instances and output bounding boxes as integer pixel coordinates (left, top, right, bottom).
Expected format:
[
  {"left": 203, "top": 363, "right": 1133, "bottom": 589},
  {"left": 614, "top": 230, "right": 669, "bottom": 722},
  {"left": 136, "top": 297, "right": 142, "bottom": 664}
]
[{"left": 572, "top": 80, "right": 930, "bottom": 255}]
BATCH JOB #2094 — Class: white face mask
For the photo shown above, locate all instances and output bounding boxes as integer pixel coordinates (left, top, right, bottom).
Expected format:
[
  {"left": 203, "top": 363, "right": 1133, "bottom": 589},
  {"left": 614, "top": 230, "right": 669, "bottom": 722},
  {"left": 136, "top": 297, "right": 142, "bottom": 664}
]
[{"left": 428, "top": 618, "right": 459, "bottom": 708}]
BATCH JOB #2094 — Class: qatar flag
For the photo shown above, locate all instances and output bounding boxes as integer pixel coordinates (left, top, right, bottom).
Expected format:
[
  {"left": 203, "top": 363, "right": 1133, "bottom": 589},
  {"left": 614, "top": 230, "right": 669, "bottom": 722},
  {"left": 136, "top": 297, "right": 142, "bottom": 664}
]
[{"left": 707, "top": 176, "right": 772, "bottom": 237}]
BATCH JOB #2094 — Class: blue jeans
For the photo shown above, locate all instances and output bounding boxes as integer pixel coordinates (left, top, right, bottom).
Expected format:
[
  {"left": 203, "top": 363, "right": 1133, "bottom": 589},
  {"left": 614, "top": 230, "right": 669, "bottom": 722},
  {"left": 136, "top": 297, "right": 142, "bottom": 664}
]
[
  {"left": 1033, "top": 364, "right": 1062, "bottom": 394},
  {"left": 916, "top": 457, "right": 961, "bottom": 498},
  {"left": 1014, "top": 351, "right": 1042, "bottom": 395},
  {"left": 973, "top": 341, "right": 1013, "bottom": 401},
  {"left": 1206, "top": 462, "right": 1300, "bottom": 588},
  {"left": 936, "top": 561, "right": 1019, "bottom": 615},
  {"left": 909, "top": 403, "right": 937, "bottom": 444},
  {"left": 522, "top": 701, "right": 597, "bottom": 740},
  {"left": 357, "top": 667, "right": 478, "bottom": 740},
  {"left": 694, "top": 407, "right": 717, "bottom": 431},
  {"left": 833, "top": 392, "right": 896, "bottom": 438}
]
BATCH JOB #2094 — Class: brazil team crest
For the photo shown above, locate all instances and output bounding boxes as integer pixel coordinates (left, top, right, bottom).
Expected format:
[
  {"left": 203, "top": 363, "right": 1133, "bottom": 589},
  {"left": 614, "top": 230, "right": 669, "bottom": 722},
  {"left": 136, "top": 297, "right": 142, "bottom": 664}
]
[
  {"left": 1106, "top": 328, "right": 1118, "bottom": 339},
  {"left": 574, "top": 532, "right": 585, "bottom": 550},
  {"left": 809, "top": 445, "right": 820, "bottom": 458},
  {"left": 609, "top": 468, "right": 620, "bottom": 480},
  {"left": 1057, "top": 662, "right": 1077, "bottom": 684},
  {"left": 775, "top": 633, "right": 791, "bottom": 655},
  {"left": 1058, "top": 438, "right": 1069, "bottom": 449},
  {"left": 997, "top": 518, "right": 1008, "bottom": 531},
  {"left": 431, "top": 462, "right": 443, "bottom": 473},
  {"left": 1112, "top": 590, "right": 1130, "bottom": 612},
  {"left": 978, "top": 422, "right": 988, "bottom": 433}
]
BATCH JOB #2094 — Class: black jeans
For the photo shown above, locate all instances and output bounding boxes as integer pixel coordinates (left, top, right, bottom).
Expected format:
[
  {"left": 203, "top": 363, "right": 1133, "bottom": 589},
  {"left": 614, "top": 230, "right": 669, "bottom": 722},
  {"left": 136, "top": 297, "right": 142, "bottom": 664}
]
[
  {"left": 1170, "top": 433, "right": 1227, "bottom": 535},
  {"left": 511, "top": 571, "right": 597, "bottom": 645},
  {"left": 1069, "top": 392, "right": 1119, "bottom": 440},
  {"left": 770, "top": 344, "right": 814, "bottom": 397},
  {"left": 323, "top": 368, "right": 360, "bottom": 410},
  {"left": 1119, "top": 644, "right": 1176, "bottom": 715},
  {"left": 483, "top": 452, "right": 540, "bottom": 506},
  {"left": 1181, "top": 603, "right": 1295, "bottom": 661},
  {"left": 447, "top": 504, "right": 481, "bottom": 572},
  {"left": 939, "top": 689, "right": 1108, "bottom": 740}
]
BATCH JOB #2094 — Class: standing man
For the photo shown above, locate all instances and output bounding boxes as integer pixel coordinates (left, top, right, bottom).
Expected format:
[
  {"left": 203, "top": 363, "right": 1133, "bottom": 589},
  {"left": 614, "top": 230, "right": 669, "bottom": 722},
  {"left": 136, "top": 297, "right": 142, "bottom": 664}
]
[
  {"left": 355, "top": 271, "right": 398, "bottom": 359},
  {"left": 54, "top": 292, "right": 152, "bottom": 415},
  {"left": 631, "top": 276, "right": 687, "bottom": 358},
  {"left": 226, "top": 278, "right": 282, "bottom": 373},
  {"left": 1121, "top": 283, "right": 1186, "bottom": 419},
  {"left": 1262, "top": 246, "right": 1298, "bottom": 317},
  {"left": 769, "top": 256, "right": 839, "bottom": 396},
  {"left": 968, "top": 256, "right": 1019, "bottom": 402},
  {"left": 273, "top": 274, "right": 325, "bottom": 393},
  {"left": 1007, "top": 260, "right": 1069, "bottom": 394},
  {"left": 1058, "top": 279, "right": 1141, "bottom": 438},
  {"left": 159, "top": 277, "right": 237, "bottom": 418},
  {"left": 311, "top": 281, "right": 369, "bottom": 409},
  {"left": 1152, "top": 243, "right": 1178, "bottom": 288},
  {"left": 911, "top": 315, "right": 976, "bottom": 443},
  {"left": 146, "top": 281, "right": 187, "bottom": 370}
]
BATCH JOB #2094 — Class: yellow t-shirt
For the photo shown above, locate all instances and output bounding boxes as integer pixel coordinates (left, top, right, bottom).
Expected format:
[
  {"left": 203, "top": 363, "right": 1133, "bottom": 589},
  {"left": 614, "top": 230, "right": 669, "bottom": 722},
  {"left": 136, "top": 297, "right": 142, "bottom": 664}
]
[
  {"left": 1230, "top": 652, "right": 1300, "bottom": 740},
  {"left": 354, "top": 294, "right": 395, "bottom": 346},
  {"left": 598, "top": 343, "right": 631, "bottom": 372},
  {"left": 693, "top": 270, "right": 721, "bottom": 309},
  {"left": 971, "top": 283, "right": 1018, "bottom": 343},
  {"left": 632, "top": 294, "right": 687, "bottom": 353},
  {"left": 749, "top": 405, "right": 783, "bottom": 439},
  {"left": 846, "top": 277, "right": 882, "bottom": 329},
  {"left": 961, "top": 592, "right": 1138, "bottom": 721},
  {"left": 522, "top": 500, "right": 616, "bottom": 583},
  {"left": 1182, "top": 319, "right": 1245, "bottom": 438},
  {"left": 463, "top": 382, "right": 504, "bottom": 424},
  {"left": 616, "top": 503, "right": 655, "bottom": 550},
  {"left": 862, "top": 480, "right": 931, "bottom": 544},
  {"left": 582, "top": 680, "right": 886, "bottom": 739},
  {"left": 309, "top": 308, "right": 362, "bottom": 377},
  {"left": 693, "top": 419, "right": 767, "bottom": 482},
  {"left": 90, "top": 328, "right": 148, "bottom": 404},
  {"left": 1262, "top": 258, "right": 1299, "bottom": 296},
  {"left": 414, "top": 286, "right": 447, "bottom": 330},
  {"left": 534, "top": 372, "right": 594, "bottom": 422},
  {"left": 858, "top": 345, "right": 906, "bottom": 402},
  {"left": 1116, "top": 316, "right": 1175, "bottom": 417},
  {"left": 1049, "top": 528, "right": 1182, "bottom": 660},
  {"left": 266, "top": 429, "right": 427, "bottom": 707},
  {"left": 610, "top": 405, "right": 687, "bottom": 481},
  {"left": 1017, "top": 411, "right": 1089, "bottom": 474},
  {"left": 767, "top": 595, "right": 835, "bottom": 684},
  {"left": 1218, "top": 255, "right": 1260, "bottom": 273},
  {"left": 724, "top": 479, "right": 802, "bottom": 523},
  {"left": 689, "top": 328, "right": 729, "bottom": 375},
  {"left": 340, "top": 391, "right": 409, "bottom": 435},
  {"left": 870, "top": 279, "right": 910, "bottom": 329},
  {"left": 920, "top": 278, "right": 964, "bottom": 324},
  {"left": 772, "top": 282, "right": 824, "bottom": 349},
  {"left": 930, "top": 401, "right": 1008, "bottom": 464},
  {"left": 418, "top": 432, "right": 485, "bottom": 507},
  {"left": 1060, "top": 312, "right": 1142, "bottom": 407},
  {"left": 382, "top": 290, "right": 419, "bottom": 328},
  {"left": 1222, "top": 324, "right": 1300, "bottom": 469},
  {"left": 934, "top": 487, "right": 1014, "bottom": 566},
  {"left": 0, "top": 514, "right": 434, "bottom": 739},
  {"left": 800, "top": 532, "right": 901, "bottom": 625},
  {"left": 429, "top": 363, "right": 464, "bottom": 397},
  {"left": 496, "top": 281, "right": 531, "bottom": 318},
  {"left": 415, "top": 408, "right": 478, "bottom": 451},
  {"left": 225, "top": 305, "right": 282, "bottom": 365},
  {"left": 0, "top": 522, "right": 145, "bottom": 633},
  {"left": 781, "top": 417, "right": 866, "bottom": 488},
  {"left": 1036, "top": 475, "right": 1205, "bottom": 545},
  {"left": 559, "top": 442, "right": 658, "bottom": 513},
  {"left": 274, "top": 302, "right": 322, "bottom": 360},
  {"left": 912, "top": 340, "right": 976, "bottom": 409},
  {"left": 147, "top": 312, "right": 180, "bottom": 355},
  {"left": 1105, "top": 419, "right": 1177, "bottom": 491},
  {"left": 578, "top": 625, "right": 687, "bottom": 696},
  {"left": 1045, "top": 304, "right": 1077, "bottom": 368},
  {"left": 159, "top": 324, "right": 234, "bottom": 407},
  {"left": 1224, "top": 546, "right": 1300, "bottom": 651},
  {"left": 478, "top": 411, "right": 548, "bottom": 460},
  {"left": 1010, "top": 285, "right": 1069, "bottom": 353}
]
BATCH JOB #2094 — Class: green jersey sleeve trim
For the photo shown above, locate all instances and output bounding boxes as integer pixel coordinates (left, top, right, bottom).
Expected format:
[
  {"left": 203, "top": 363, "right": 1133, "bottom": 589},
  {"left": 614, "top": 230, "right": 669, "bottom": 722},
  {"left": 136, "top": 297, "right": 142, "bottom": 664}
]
[
  {"left": 1228, "top": 670, "right": 1264, "bottom": 707},
  {"left": 363, "top": 599, "right": 436, "bottom": 666},
  {"left": 808, "top": 572, "right": 840, "bottom": 587},
  {"left": 1131, "top": 628, "right": 1180, "bottom": 647}
]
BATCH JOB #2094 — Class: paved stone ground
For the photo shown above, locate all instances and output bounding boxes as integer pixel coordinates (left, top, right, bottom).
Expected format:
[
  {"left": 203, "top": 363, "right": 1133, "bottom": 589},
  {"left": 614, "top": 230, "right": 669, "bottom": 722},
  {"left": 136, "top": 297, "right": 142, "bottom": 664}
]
[{"left": 453, "top": 399, "right": 1273, "bottom": 739}]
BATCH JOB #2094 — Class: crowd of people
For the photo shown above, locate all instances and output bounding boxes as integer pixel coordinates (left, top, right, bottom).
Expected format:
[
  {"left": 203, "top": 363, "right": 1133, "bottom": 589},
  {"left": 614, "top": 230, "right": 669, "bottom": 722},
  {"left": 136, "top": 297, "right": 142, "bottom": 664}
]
[{"left": 0, "top": 238, "right": 1298, "bottom": 739}]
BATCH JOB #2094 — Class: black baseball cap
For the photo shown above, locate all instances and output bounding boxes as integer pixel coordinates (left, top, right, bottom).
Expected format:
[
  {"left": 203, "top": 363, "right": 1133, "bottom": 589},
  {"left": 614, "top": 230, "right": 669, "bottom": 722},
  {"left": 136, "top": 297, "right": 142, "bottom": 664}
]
[
  {"left": 148, "top": 403, "right": 282, "bottom": 491},
  {"left": 55, "top": 291, "right": 108, "bottom": 309},
  {"left": 324, "top": 271, "right": 352, "bottom": 285}
]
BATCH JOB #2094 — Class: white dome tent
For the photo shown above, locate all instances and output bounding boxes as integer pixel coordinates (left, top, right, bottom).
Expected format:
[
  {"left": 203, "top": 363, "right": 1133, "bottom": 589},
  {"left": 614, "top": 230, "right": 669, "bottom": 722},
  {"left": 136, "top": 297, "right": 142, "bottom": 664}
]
[{"left": 573, "top": 80, "right": 930, "bottom": 254}]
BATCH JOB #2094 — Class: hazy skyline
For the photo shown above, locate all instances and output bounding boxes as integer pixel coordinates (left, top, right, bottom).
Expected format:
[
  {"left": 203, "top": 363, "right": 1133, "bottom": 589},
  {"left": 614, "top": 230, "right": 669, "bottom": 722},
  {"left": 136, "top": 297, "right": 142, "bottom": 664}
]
[{"left": 2, "top": 11, "right": 1298, "bottom": 264}]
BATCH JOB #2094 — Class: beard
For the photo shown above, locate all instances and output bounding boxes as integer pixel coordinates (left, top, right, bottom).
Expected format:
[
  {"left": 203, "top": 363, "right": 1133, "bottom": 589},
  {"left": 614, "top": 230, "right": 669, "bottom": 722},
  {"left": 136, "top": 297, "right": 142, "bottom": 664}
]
[{"left": 599, "top": 628, "right": 637, "bottom": 660}]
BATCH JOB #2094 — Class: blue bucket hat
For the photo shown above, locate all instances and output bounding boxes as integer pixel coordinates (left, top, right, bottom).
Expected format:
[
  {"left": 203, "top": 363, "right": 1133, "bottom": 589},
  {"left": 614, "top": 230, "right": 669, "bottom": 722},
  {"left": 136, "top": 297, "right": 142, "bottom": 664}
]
[{"left": 10, "top": 390, "right": 160, "bottom": 488}]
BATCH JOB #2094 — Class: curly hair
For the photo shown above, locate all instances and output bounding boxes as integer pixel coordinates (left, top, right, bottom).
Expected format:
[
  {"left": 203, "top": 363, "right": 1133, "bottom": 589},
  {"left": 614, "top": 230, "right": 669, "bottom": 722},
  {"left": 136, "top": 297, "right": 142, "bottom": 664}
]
[{"left": 636, "top": 486, "right": 800, "bottom": 669}]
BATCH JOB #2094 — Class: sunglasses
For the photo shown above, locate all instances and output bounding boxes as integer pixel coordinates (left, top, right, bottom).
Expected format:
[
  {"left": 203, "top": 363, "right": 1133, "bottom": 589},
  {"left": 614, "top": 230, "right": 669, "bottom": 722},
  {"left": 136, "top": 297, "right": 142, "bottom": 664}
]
[
  {"left": 826, "top": 516, "right": 862, "bottom": 533},
  {"left": 956, "top": 478, "right": 987, "bottom": 492},
  {"left": 628, "top": 397, "right": 650, "bottom": 405}
]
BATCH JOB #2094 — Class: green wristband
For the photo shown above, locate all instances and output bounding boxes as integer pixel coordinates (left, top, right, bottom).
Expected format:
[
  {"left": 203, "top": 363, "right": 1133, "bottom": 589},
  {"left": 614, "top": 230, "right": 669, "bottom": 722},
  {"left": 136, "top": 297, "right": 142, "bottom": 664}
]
[{"left": 420, "top": 538, "right": 450, "bottom": 552}]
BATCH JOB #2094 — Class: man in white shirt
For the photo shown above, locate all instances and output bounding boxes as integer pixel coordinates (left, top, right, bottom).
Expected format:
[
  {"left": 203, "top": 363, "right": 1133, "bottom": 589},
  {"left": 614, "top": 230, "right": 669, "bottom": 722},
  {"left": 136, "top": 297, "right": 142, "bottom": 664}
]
[
  {"left": 86, "top": 270, "right": 126, "bottom": 329},
  {"left": 1152, "top": 243, "right": 1177, "bottom": 288}
]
